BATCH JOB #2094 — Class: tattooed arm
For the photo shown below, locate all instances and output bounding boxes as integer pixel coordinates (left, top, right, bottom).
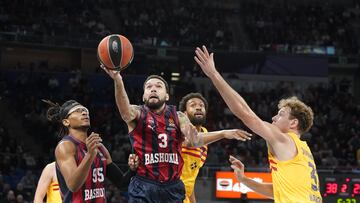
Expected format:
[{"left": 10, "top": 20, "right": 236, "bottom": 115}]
[{"left": 100, "top": 65, "right": 140, "bottom": 131}]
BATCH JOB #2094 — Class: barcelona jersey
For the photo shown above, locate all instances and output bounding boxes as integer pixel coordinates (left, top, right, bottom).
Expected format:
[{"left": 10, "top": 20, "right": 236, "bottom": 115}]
[
  {"left": 46, "top": 180, "right": 61, "bottom": 203},
  {"left": 181, "top": 127, "right": 208, "bottom": 203},
  {"left": 268, "top": 132, "right": 322, "bottom": 203}
]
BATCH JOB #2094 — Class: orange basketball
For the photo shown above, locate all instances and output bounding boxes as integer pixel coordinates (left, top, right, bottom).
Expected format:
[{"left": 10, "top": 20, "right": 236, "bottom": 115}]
[{"left": 97, "top": 34, "right": 134, "bottom": 71}]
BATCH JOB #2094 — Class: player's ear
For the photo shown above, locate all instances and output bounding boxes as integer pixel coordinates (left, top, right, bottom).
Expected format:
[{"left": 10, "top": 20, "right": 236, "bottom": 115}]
[
  {"left": 290, "top": 118, "right": 298, "bottom": 129},
  {"left": 62, "top": 119, "right": 70, "bottom": 127},
  {"left": 165, "top": 93, "right": 169, "bottom": 101}
]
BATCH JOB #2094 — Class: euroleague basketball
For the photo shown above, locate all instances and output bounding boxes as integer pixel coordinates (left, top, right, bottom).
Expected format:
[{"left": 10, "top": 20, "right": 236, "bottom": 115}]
[{"left": 97, "top": 34, "right": 134, "bottom": 71}]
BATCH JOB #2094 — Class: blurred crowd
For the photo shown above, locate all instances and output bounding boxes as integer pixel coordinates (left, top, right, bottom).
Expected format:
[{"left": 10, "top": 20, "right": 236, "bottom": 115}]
[
  {"left": 0, "top": 0, "right": 233, "bottom": 49},
  {"left": 0, "top": 65, "right": 359, "bottom": 202},
  {"left": 0, "top": 0, "right": 359, "bottom": 202},
  {"left": 1, "top": 0, "right": 359, "bottom": 53},
  {"left": 242, "top": 1, "right": 360, "bottom": 54}
]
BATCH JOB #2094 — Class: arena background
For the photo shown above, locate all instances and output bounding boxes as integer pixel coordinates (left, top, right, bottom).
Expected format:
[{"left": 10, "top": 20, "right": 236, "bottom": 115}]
[{"left": 0, "top": 0, "right": 359, "bottom": 202}]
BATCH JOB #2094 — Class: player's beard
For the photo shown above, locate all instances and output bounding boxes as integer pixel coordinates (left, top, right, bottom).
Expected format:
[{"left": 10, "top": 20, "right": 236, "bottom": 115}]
[
  {"left": 145, "top": 97, "right": 166, "bottom": 110},
  {"left": 188, "top": 115, "right": 206, "bottom": 126}
]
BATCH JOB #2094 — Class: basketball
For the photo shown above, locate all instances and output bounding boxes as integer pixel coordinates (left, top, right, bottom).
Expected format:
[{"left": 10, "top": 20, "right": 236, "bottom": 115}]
[{"left": 97, "top": 34, "right": 134, "bottom": 71}]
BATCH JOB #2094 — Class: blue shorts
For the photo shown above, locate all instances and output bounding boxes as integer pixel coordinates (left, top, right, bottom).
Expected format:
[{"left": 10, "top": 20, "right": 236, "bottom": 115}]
[{"left": 128, "top": 176, "right": 185, "bottom": 203}]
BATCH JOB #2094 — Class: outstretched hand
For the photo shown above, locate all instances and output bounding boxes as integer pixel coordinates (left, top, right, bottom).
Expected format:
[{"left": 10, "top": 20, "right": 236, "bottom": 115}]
[
  {"left": 194, "top": 45, "right": 218, "bottom": 78},
  {"left": 223, "top": 129, "right": 252, "bottom": 141},
  {"left": 229, "top": 155, "right": 246, "bottom": 181},
  {"left": 100, "top": 64, "right": 122, "bottom": 80}
]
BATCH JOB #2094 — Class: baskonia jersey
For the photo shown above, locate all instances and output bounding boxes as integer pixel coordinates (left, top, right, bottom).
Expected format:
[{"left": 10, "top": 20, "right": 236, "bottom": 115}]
[
  {"left": 181, "top": 127, "right": 208, "bottom": 203},
  {"left": 268, "top": 132, "right": 322, "bottom": 203},
  {"left": 129, "top": 105, "right": 184, "bottom": 182},
  {"left": 56, "top": 135, "right": 107, "bottom": 203}
]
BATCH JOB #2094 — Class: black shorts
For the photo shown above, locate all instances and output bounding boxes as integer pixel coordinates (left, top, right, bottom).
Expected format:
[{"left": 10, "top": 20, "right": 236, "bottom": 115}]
[{"left": 128, "top": 176, "right": 185, "bottom": 203}]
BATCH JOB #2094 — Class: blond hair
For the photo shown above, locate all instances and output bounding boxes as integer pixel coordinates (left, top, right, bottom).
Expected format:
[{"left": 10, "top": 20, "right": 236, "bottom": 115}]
[{"left": 278, "top": 97, "right": 314, "bottom": 134}]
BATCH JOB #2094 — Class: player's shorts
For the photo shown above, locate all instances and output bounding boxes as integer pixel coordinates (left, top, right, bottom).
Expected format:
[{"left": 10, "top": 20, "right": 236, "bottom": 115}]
[{"left": 128, "top": 175, "right": 185, "bottom": 203}]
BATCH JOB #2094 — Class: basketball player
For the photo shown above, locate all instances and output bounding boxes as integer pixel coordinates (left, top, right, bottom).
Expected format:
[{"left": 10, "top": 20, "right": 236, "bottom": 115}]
[
  {"left": 194, "top": 46, "right": 322, "bottom": 203},
  {"left": 179, "top": 92, "right": 251, "bottom": 203},
  {"left": 101, "top": 67, "right": 251, "bottom": 203},
  {"left": 44, "top": 100, "right": 138, "bottom": 203},
  {"left": 34, "top": 162, "right": 61, "bottom": 203},
  {"left": 33, "top": 155, "right": 138, "bottom": 203}
]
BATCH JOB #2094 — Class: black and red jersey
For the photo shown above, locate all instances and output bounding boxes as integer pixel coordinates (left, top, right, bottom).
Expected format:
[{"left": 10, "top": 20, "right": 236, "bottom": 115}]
[
  {"left": 129, "top": 105, "right": 184, "bottom": 183},
  {"left": 56, "top": 135, "right": 107, "bottom": 203}
]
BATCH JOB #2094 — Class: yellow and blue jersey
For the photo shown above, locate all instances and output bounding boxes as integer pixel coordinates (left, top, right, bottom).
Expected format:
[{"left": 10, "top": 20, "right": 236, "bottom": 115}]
[
  {"left": 268, "top": 132, "right": 322, "bottom": 203},
  {"left": 46, "top": 181, "right": 61, "bottom": 203},
  {"left": 181, "top": 127, "right": 208, "bottom": 203}
]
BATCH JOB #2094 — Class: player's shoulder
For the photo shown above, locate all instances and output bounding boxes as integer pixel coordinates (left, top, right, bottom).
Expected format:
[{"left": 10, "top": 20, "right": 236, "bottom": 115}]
[
  {"left": 45, "top": 162, "right": 56, "bottom": 170},
  {"left": 55, "top": 140, "right": 76, "bottom": 155}
]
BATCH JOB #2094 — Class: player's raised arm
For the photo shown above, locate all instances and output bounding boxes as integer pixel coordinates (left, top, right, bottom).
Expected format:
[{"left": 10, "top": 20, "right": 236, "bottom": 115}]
[
  {"left": 194, "top": 46, "right": 288, "bottom": 145},
  {"left": 101, "top": 65, "right": 140, "bottom": 126}
]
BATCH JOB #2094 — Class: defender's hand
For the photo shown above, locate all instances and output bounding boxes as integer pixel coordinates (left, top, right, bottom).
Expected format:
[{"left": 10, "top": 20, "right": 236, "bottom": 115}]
[
  {"left": 223, "top": 129, "right": 252, "bottom": 141},
  {"left": 229, "top": 155, "right": 246, "bottom": 181},
  {"left": 194, "top": 45, "right": 218, "bottom": 78}
]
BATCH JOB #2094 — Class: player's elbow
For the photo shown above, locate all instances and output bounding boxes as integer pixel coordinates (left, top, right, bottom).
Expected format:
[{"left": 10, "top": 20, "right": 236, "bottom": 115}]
[
  {"left": 67, "top": 182, "right": 81, "bottom": 192},
  {"left": 239, "top": 112, "right": 260, "bottom": 127},
  {"left": 231, "top": 106, "right": 256, "bottom": 123},
  {"left": 68, "top": 186, "right": 79, "bottom": 193}
]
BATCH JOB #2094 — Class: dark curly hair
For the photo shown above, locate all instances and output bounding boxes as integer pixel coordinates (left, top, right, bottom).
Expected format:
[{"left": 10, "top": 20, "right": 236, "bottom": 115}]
[
  {"left": 43, "top": 99, "right": 82, "bottom": 137},
  {"left": 179, "top": 93, "right": 208, "bottom": 112}
]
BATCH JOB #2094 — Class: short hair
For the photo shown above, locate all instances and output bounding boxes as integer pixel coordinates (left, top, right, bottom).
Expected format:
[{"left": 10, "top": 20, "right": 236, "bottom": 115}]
[
  {"left": 278, "top": 96, "right": 314, "bottom": 134},
  {"left": 179, "top": 93, "right": 208, "bottom": 112},
  {"left": 143, "top": 75, "right": 169, "bottom": 93}
]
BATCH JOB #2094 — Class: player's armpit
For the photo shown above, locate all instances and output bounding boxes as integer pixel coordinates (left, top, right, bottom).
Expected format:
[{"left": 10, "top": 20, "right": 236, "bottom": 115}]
[{"left": 126, "top": 105, "right": 141, "bottom": 122}]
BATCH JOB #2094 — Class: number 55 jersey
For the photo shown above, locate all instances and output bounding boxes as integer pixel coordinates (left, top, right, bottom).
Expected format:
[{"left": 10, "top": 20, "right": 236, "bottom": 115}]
[{"left": 56, "top": 135, "right": 107, "bottom": 203}]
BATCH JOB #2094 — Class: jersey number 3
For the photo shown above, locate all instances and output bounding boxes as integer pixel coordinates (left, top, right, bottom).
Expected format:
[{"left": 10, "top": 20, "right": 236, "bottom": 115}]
[
  {"left": 158, "top": 133, "right": 168, "bottom": 148},
  {"left": 308, "top": 162, "right": 319, "bottom": 191}
]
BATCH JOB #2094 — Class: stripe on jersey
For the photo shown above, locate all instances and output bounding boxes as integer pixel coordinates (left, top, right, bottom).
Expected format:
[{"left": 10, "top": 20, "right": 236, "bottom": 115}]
[{"left": 165, "top": 108, "right": 173, "bottom": 180}]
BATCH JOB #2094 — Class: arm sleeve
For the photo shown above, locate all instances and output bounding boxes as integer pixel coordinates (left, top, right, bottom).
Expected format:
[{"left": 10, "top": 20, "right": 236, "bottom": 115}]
[{"left": 106, "top": 162, "right": 136, "bottom": 191}]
